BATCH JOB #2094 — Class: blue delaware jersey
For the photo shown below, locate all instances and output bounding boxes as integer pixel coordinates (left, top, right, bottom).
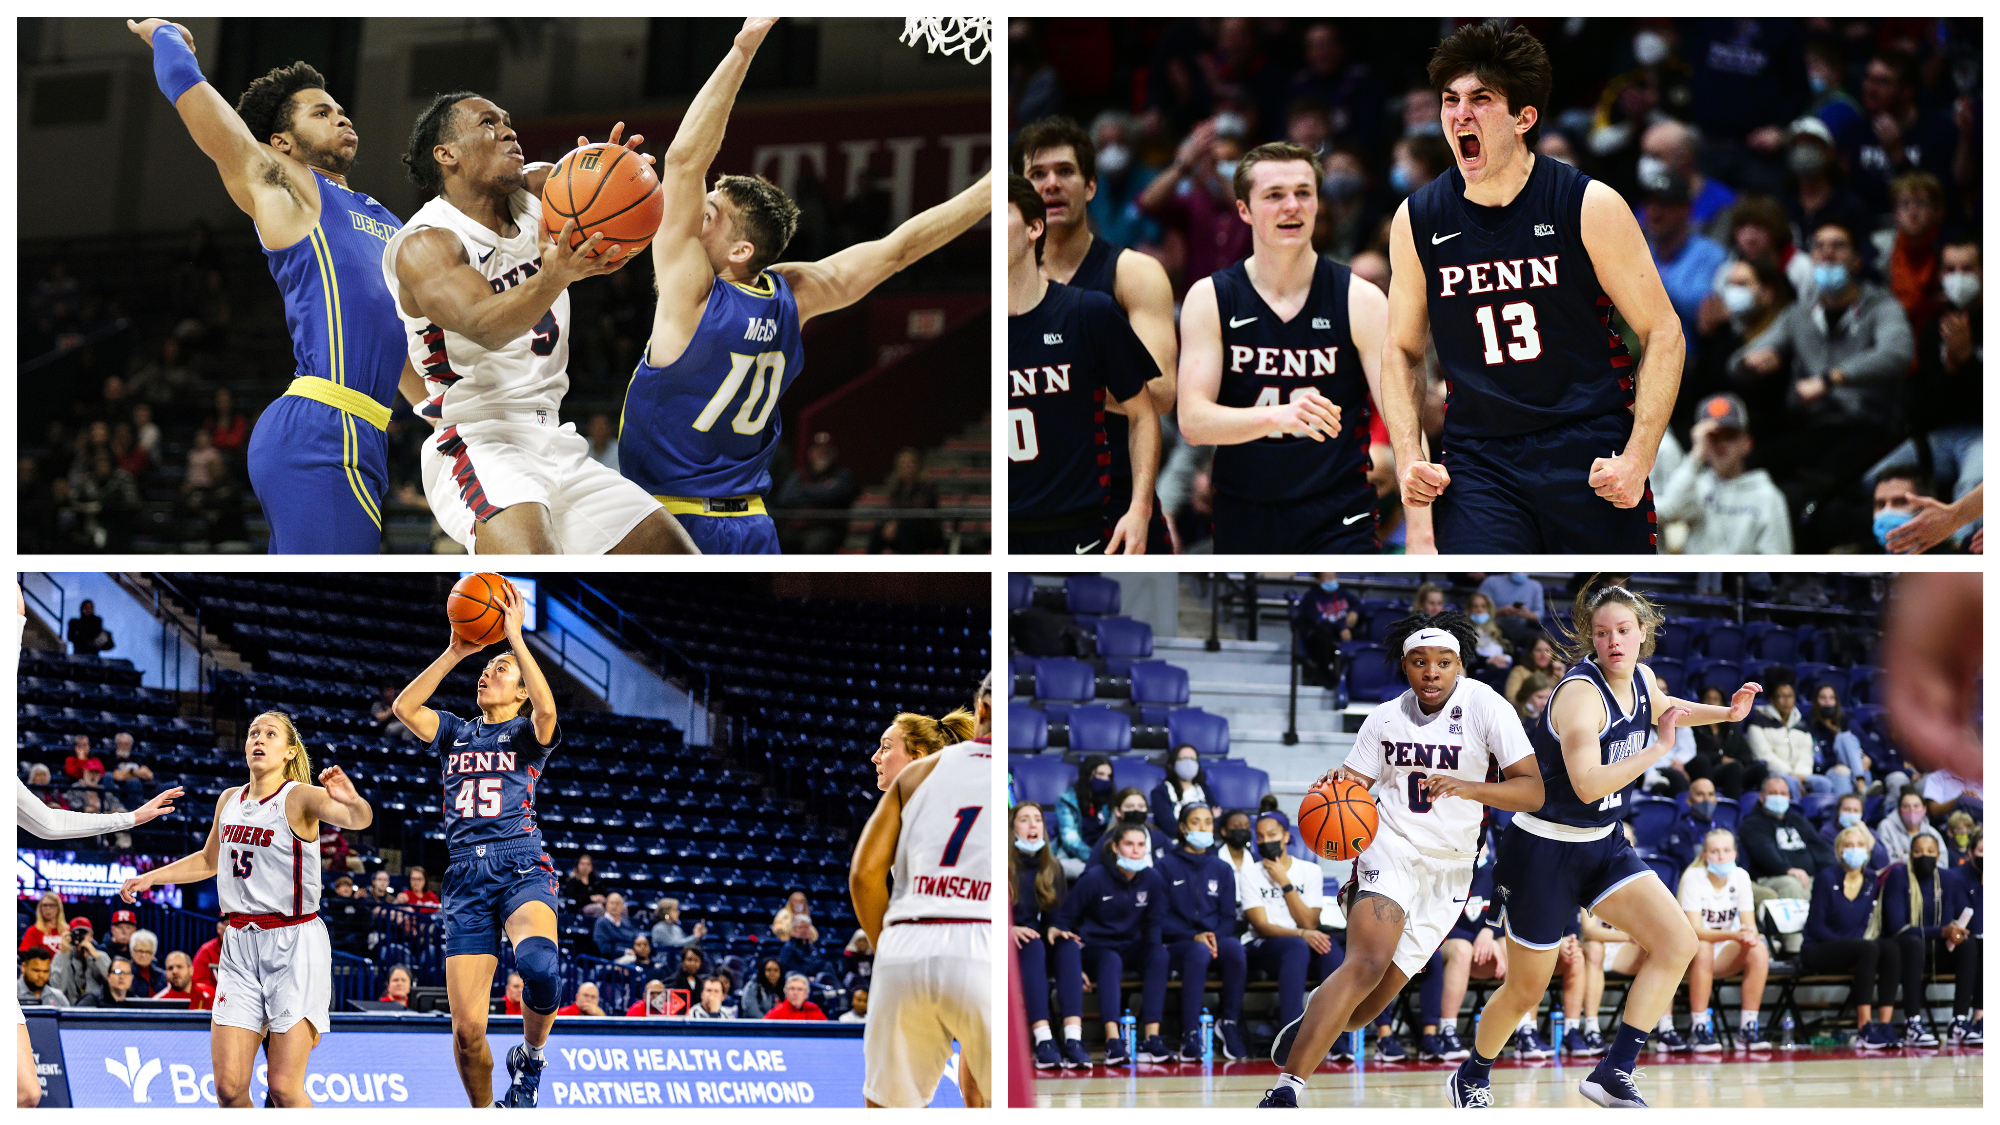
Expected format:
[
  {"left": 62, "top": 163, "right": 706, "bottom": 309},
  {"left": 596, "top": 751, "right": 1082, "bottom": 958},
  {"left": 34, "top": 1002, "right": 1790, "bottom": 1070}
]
[
  {"left": 1407, "top": 156, "right": 1636, "bottom": 441},
  {"left": 1527, "top": 658, "right": 1656, "bottom": 829},
  {"left": 430, "top": 710, "right": 559, "bottom": 853},
  {"left": 248, "top": 171, "right": 406, "bottom": 551},
  {"left": 617, "top": 271, "right": 806, "bottom": 501},
  {"left": 1209, "top": 256, "right": 1373, "bottom": 504}
]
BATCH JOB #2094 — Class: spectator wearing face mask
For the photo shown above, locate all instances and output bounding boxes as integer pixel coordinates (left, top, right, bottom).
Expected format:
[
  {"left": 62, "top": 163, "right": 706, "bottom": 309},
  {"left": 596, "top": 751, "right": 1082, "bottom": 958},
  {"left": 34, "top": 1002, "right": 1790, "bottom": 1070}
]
[
  {"left": 1738, "top": 776, "right": 1833, "bottom": 906},
  {"left": 1510, "top": 672, "right": 1554, "bottom": 724},
  {"left": 1876, "top": 834, "right": 1957, "bottom": 1048},
  {"left": 1874, "top": 232, "right": 1982, "bottom": 554},
  {"left": 1157, "top": 803, "right": 1247, "bottom": 1062},
  {"left": 1655, "top": 393, "right": 1792, "bottom": 555},
  {"left": 1150, "top": 745, "right": 1209, "bottom": 834},
  {"left": 1054, "top": 755, "right": 1115, "bottom": 880},
  {"left": 1048, "top": 822, "right": 1172, "bottom": 1064},
  {"left": 1675, "top": 830, "right": 1771, "bottom": 1049},
  {"left": 1476, "top": 573, "right": 1544, "bottom": 652},
  {"left": 1938, "top": 836, "right": 1983, "bottom": 1044},
  {"left": 1871, "top": 471, "right": 1968, "bottom": 555},
  {"left": 1659, "top": 778, "right": 1729, "bottom": 869},
  {"left": 1940, "top": 814, "right": 1979, "bottom": 869},
  {"left": 1818, "top": 794, "right": 1890, "bottom": 873},
  {"left": 1877, "top": 788, "right": 1946, "bottom": 865},
  {"left": 1294, "top": 574, "right": 1360, "bottom": 688},
  {"left": 1805, "top": 685, "right": 1871, "bottom": 795},
  {"left": 1238, "top": 810, "right": 1340, "bottom": 1037},
  {"left": 1134, "top": 117, "right": 1252, "bottom": 297},
  {"left": 1012, "top": 801, "right": 1082, "bottom": 1070},
  {"left": 1801, "top": 825, "right": 1904, "bottom": 1049},
  {"left": 1743, "top": 672, "right": 1828, "bottom": 796},
  {"left": 1088, "top": 787, "right": 1173, "bottom": 869},
  {"left": 1461, "top": 593, "right": 1514, "bottom": 687}
]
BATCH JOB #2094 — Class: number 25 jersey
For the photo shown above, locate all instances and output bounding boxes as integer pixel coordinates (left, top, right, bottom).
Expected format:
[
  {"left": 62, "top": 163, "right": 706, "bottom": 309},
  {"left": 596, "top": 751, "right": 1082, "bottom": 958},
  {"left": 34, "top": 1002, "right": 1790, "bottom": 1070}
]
[
  {"left": 618, "top": 272, "right": 806, "bottom": 499},
  {"left": 1408, "top": 156, "right": 1634, "bottom": 441}
]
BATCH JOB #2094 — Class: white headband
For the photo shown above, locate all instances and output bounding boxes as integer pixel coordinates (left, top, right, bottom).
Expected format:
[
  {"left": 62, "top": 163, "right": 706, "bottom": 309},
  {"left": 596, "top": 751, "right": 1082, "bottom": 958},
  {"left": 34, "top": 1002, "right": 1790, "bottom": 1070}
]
[{"left": 1403, "top": 628, "right": 1460, "bottom": 656}]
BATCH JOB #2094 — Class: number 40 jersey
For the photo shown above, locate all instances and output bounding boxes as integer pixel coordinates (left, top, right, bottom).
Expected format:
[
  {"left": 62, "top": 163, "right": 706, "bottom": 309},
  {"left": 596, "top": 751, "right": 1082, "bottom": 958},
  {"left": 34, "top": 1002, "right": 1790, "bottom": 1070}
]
[
  {"left": 618, "top": 271, "right": 806, "bottom": 500},
  {"left": 1343, "top": 677, "right": 1533, "bottom": 855},
  {"left": 430, "top": 709, "right": 559, "bottom": 852}
]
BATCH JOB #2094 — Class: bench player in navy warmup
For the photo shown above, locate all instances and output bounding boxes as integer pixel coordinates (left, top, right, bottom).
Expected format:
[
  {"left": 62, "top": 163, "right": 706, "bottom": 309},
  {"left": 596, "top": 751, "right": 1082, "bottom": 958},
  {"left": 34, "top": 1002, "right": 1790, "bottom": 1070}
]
[
  {"left": 1384, "top": 23, "right": 1683, "bottom": 554},
  {"left": 1178, "top": 142, "right": 1389, "bottom": 554},
  {"left": 1450, "top": 583, "right": 1758, "bottom": 1109},
  {"left": 1008, "top": 176, "right": 1162, "bottom": 554},
  {"left": 618, "top": 17, "right": 993, "bottom": 554},
  {"left": 1020, "top": 116, "right": 1180, "bottom": 553},
  {"left": 391, "top": 582, "right": 562, "bottom": 1107},
  {"left": 130, "top": 19, "right": 418, "bottom": 553}
]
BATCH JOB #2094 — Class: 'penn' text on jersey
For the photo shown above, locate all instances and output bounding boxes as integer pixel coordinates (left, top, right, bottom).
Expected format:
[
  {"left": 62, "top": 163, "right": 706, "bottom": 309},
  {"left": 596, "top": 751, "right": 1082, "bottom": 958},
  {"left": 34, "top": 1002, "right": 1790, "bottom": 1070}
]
[
  {"left": 448, "top": 751, "right": 519, "bottom": 774},
  {"left": 1010, "top": 365, "right": 1072, "bottom": 396},
  {"left": 1226, "top": 346, "right": 1340, "bottom": 377},
  {"left": 1436, "top": 255, "right": 1560, "bottom": 298},
  {"left": 1386, "top": 741, "right": 1463, "bottom": 770}
]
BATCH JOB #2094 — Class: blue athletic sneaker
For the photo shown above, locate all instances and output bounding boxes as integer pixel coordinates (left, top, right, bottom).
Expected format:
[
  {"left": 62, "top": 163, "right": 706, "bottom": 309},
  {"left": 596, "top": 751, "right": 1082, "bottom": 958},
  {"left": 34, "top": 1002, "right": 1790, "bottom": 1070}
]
[
  {"left": 1739, "top": 1020, "right": 1773, "bottom": 1051},
  {"left": 1512, "top": 1026, "right": 1554, "bottom": 1060},
  {"left": 1059, "top": 1037, "right": 1092, "bottom": 1069},
  {"left": 1688, "top": 1023, "right": 1721, "bottom": 1053},
  {"left": 1219, "top": 1020, "right": 1249, "bottom": 1061},
  {"left": 1033, "top": 1039, "right": 1063, "bottom": 1070},
  {"left": 1137, "top": 1034, "right": 1175, "bottom": 1063},
  {"left": 1419, "top": 1033, "right": 1449, "bottom": 1061},
  {"left": 1270, "top": 1013, "right": 1303, "bottom": 1068},
  {"left": 1579, "top": 1065, "right": 1648, "bottom": 1108},
  {"left": 1435, "top": 1024, "right": 1472, "bottom": 1061},
  {"left": 1653, "top": 1026, "right": 1691, "bottom": 1054},
  {"left": 500, "top": 1044, "right": 544, "bottom": 1108},
  {"left": 1328, "top": 1032, "right": 1356, "bottom": 1063},
  {"left": 1446, "top": 1067, "right": 1493, "bottom": 1108},
  {"left": 1258, "top": 1085, "right": 1299, "bottom": 1108},
  {"left": 1571, "top": 1026, "right": 1607, "bottom": 1057},
  {"left": 1104, "top": 1036, "right": 1130, "bottom": 1066},
  {"left": 1376, "top": 1034, "right": 1409, "bottom": 1062}
]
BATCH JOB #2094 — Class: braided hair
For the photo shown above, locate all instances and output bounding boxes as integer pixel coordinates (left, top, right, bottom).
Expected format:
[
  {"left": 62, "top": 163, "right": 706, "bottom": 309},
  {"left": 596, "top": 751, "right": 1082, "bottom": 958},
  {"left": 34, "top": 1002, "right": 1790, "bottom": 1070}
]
[
  {"left": 1380, "top": 611, "right": 1481, "bottom": 685},
  {"left": 401, "top": 89, "right": 482, "bottom": 197}
]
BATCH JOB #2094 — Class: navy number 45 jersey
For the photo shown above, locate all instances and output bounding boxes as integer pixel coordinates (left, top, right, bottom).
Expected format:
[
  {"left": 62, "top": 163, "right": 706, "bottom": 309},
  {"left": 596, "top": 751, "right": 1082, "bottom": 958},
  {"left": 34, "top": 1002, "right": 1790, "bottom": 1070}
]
[
  {"left": 1008, "top": 282, "right": 1151, "bottom": 521},
  {"left": 432, "top": 710, "right": 559, "bottom": 851},
  {"left": 1526, "top": 658, "right": 1655, "bottom": 829},
  {"left": 1408, "top": 157, "right": 1634, "bottom": 441}
]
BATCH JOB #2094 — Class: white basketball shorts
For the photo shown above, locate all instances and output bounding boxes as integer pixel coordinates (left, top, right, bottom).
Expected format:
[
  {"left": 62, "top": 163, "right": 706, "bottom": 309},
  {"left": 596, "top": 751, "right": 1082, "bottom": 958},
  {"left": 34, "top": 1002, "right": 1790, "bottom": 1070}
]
[
  {"left": 862, "top": 921, "right": 990, "bottom": 1107},
  {"left": 423, "top": 417, "right": 659, "bottom": 554},
  {"left": 211, "top": 917, "right": 332, "bottom": 1037},
  {"left": 1352, "top": 823, "right": 1477, "bottom": 977}
]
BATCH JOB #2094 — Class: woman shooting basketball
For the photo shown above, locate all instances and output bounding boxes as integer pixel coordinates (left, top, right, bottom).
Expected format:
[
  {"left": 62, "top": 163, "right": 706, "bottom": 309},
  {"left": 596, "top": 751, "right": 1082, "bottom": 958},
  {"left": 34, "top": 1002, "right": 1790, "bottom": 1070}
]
[
  {"left": 118, "top": 711, "right": 372, "bottom": 1107},
  {"left": 1450, "top": 581, "right": 1759, "bottom": 1109},
  {"left": 391, "top": 581, "right": 562, "bottom": 1108},
  {"left": 1262, "top": 612, "right": 1543, "bottom": 1107}
]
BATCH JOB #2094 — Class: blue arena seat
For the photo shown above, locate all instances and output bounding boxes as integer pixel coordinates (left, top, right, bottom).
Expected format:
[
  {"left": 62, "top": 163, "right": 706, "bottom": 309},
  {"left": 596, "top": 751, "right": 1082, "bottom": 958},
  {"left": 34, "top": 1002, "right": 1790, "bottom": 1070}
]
[
  {"left": 1642, "top": 854, "right": 1682, "bottom": 889},
  {"left": 1110, "top": 755, "right": 1165, "bottom": 796},
  {"left": 1203, "top": 759, "right": 1270, "bottom": 811},
  {"left": 1749, "top": 626, "right": 1797, "bottom": 663},
  {"left": 1011, "top": 754, "right": 1077, "bottom": 808},
  {"left": 1167, "top": 708, "right": 1229, "bottom": 758},
  {"left": 1067, "top": 705, "right": 1132, "bottom": 756},
  {"left": 1655, "top": 620, "right": 1693, "bottom": 660},
  {"left": 1128, "top": 661, "right": 1189, "bottom": 727},
  {"left": 1096, "top": 617, "right": 1153, "bottom": 676},
  {"left": 1065, "top": 576, "right": 1120, "bottom": 623},
  {"left": 1009, "top": 573, "right": 1035, "bottom": 612},
  {"left": 1801, "top": 792, "right": 1838, "bottom": 825},
  {"left": 1344, "top": 644, "right": 1397, "bottom": 702},
  {"left": 1695, "top": 660, "right": 1743, "bottom": 699},
  {"left": 1846, "top": 665, "right": 1881, "bottom": 705},
  {"left": 1701, "top": 624, "right": 1745, "bottom": 661},
  {"left": 1032, "top": 658, "right": 1095, "bottom": 716},
  {"left": 1643, "top": 657, "right": 1685, "bottom": 694},
  {"left": 1628, "top": 796, "right": 1680, "bottom": 851},
  {"left": 1009, "top": 701, "right": 1048, "bottom": 752}
]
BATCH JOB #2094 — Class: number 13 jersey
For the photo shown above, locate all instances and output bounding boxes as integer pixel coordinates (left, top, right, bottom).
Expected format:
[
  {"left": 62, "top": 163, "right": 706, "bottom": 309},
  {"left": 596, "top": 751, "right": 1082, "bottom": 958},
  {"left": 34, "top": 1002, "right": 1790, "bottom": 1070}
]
[
  {"left": 1344, "top": 678, "right": 1533, "bottom": 855},
  {"left": 1408, "top": 156, "right": 1634, "bottom": 442}
]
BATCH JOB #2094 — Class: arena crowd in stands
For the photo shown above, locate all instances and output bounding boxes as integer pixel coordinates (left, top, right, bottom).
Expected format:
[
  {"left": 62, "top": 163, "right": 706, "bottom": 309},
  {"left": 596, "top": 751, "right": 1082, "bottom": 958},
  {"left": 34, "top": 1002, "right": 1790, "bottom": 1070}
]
[{"left": 1010, "top": 17, "right": 1980, "bottom": 553}]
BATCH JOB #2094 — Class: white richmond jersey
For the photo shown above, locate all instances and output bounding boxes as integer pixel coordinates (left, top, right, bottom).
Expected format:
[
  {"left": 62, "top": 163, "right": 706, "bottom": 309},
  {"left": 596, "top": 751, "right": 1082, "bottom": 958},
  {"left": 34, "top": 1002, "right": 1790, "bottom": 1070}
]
[
  {"left": 1345, "top": 677, "right": 1533, "bottom": 855},
  {"left": 884, "top": 739, "right": 994, "bottom": 924},
  {"left": 217, "top": 781, "right": 320, "bottom": 918},
  {"left": 383, "top": 189, "right": 570, "bottom": 424}
]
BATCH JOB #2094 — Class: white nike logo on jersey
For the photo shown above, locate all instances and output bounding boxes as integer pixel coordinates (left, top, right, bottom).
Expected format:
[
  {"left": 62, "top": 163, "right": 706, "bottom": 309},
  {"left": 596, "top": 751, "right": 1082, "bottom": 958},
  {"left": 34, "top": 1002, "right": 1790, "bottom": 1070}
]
[
  {"left": 1343, "top": 511, "right": 1371, "bottom": 525},
  {"left": 1172, "top": 880, "right": 1186, "bottom": 886},
  {"left": 1073, "top": 540, "right": 1101, "bottom": 554},
  {"left": 1431, "top": 232, "right": 1462, "bottom": 244},
  {"left": 1101, "top": 895, "right": 1114, "bottom": 901},
  {"left": 1229, "top": 316, "right": 1258, "bottom": 327},
  {"left": 454, "top": 740, "right": 469, "bottom": 746}
]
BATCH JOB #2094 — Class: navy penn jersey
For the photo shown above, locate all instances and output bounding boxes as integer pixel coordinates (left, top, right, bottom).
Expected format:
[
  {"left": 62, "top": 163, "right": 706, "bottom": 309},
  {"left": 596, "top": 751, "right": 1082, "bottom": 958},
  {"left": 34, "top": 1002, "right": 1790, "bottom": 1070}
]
[
  {"left": 1210, "top": 256, "right": 1372, "bottom": 503},
  {"left": 1065, "top": 237, "right": 1152, "bottom": 486},
  {"left": 1528, "top": 658, "right": 1655, "bottom": 829},
  {"left": 1408, "top": 157, "right": 1635, "bottom": 441},
  {"left": 431, "top": 710, "right": 560, "bottom": 851},
  {"left": 1008, "top": 282, "right": 1152, "bottom": 521}
]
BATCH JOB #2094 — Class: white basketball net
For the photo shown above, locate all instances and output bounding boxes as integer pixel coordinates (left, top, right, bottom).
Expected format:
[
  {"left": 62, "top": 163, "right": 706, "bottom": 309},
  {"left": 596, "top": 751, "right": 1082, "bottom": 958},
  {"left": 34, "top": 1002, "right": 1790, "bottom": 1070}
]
[{"left": 901, "top": 17, "right": 992, "bottom": 66}]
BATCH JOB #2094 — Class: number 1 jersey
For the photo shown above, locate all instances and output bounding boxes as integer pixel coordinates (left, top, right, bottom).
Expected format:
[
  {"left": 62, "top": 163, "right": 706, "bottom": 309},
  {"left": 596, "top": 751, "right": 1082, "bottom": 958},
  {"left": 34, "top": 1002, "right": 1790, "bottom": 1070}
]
[
  {"left": 431, "top": 710, "right": 558, "bottom": 852},
  {"left": 1408, "top": 156, "right": 1634, "bottom": 441}
]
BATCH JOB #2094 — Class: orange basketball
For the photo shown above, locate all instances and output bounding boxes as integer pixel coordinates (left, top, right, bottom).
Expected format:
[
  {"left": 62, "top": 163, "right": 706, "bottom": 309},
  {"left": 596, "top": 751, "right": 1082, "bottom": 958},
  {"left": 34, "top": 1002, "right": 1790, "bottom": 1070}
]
[
  {"left": 539, "top": 142, "right": 664, "bottom": 261},
  {"left": 448, "top": 572, "right": 511, "bottom": 647},
  {"left": 1299, "top": 778, "right": 1379, "bottom": 862}
]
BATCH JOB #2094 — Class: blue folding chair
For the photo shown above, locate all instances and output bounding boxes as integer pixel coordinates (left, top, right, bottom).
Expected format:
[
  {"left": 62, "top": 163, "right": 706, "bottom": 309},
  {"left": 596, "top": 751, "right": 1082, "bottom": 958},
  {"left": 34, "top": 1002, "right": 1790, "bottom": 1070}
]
[
  {"left": 1033, "top": 658, "right": 1095, "bottom": 716},
  {"left": 1010, "top": 755, "right": 1076, "bottom": 807},
  {"left": 1168, "top": 708, "right": 1230, "bottom": 757},
  {"left": 1067, "top": 705, "right": 1133, "bottom": 756},
  {"left": 1009, "top": 701, "right": 1047, "bottom": 752},
  {"left": 1204, "top": 759, "right": 1271, "bottom": 811},
  {"left": 1096, "top": 617, "right": 1154, "bottom": 676}
]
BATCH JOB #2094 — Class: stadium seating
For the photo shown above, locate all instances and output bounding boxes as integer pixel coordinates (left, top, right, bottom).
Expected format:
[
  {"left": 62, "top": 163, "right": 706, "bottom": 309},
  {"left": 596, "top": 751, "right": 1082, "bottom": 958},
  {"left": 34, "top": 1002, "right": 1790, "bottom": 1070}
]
[
  {"left": 1111, "top": 755, "right": 1165, "bottom": 796},
  {"left": 1128, "top": 661, "right": 1190, "bottom": 727},
  {"left": 1065, "top": 576, "right": 1120, "bottom": 623},
  {"left": 1068, "top": 705, "right": 1133, "bottom": 756},
  {"left": 1096, "top": 617, "right": 1153, "bottom": 676},
  {"left": 1629, "top": 796, "right": 1681, "bottom": 852},
  {"left": 1167, "top": 708, "right": 1230, "bottom": 758},
  {"left": 1009, "top": 701, "right": 1047, "bottom": 752},
  {"left": 1012, "top": 754, "right": 1077, "bottom": 807},
  {"left": 1345, "top": 644, "right": 1399, "bottom": 702},
  {"left": 1202, "top": 759, "right": 1270, "bottom": 811},
  {"left": 1033, "top": 658, "right": 1096, "bottom": 716},
  {"left": 1009, "top": 573, "right": 1035, "bottom": 611}
]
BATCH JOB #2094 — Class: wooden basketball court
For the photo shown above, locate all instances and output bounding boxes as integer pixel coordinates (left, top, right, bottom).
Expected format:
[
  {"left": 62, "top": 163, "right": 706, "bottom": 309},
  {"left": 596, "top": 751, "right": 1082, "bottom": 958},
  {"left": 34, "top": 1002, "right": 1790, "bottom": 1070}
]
[{"left": 1031, "top": 1047, "right": 1984, "bottom": 1108}]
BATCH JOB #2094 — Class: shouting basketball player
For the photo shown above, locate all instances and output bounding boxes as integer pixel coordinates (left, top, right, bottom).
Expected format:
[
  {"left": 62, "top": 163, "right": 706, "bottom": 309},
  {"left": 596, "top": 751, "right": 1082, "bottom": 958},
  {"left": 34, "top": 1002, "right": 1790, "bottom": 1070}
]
[
  {"left": 1177, "top": 142, "right": 1391, "bottom": 554},
  {"left": 851, "top": 674, "right": 994, "bottom": 1107},
  {"left": 385, "top": 92, "right": 698, "bottom": 554},
  {"left": 1385, "top": 22, "right": 1682, "bottom": 553},
  {"left": 119, "top": 713, "right": 373, "bottom": 1107},
  {"left": 128, "top": 18, "right": 418, "bottom": 553},
  {"left": 617, "top": 17, "right": 993, "bottom": 554},
  {"left": 1019, "top": 116, "right": 1180, "bottom": 553},
  {"left": 389, "top": 583, "right": 564, "bottom": 1106}
]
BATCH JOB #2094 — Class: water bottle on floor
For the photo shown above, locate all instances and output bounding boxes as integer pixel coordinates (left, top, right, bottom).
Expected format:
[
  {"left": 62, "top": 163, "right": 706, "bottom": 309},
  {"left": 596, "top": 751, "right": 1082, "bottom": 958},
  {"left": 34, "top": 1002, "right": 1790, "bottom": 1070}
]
[
  {"left": 1122, "top": 1009, "right": 1138, "bottom": 1064},
  {"left": 1200, "top": 1008, "right": 1214, "bottom": 1063},
  {"left": 1780, "top": 1012, "right": 1796, "bottom": 1050},
  {"left": 1551, "top": 1004, "right": 1565, "bottom": 1056}
]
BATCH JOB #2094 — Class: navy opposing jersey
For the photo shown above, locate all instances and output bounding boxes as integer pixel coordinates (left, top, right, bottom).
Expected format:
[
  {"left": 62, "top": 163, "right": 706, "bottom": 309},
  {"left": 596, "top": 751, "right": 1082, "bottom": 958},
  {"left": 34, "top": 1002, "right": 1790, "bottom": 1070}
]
[
  {"left": 1527, "top": 658, "right": 1655, "bottom": 829},
  {"left": 1210, "top": 256, "right": 1372, "bottom": 503},
  {"left": 1408, "top": 157, "right": 1635, "bottom": 440},
  {"left": 1065, "top": 237, "right": 1155, "bottom": 487},
  {"left": 1008, "top": 282, "right": 1152, "bottom": 521},
  {"left": 431, "top": 710, "right": 559, "bottom": 851}
]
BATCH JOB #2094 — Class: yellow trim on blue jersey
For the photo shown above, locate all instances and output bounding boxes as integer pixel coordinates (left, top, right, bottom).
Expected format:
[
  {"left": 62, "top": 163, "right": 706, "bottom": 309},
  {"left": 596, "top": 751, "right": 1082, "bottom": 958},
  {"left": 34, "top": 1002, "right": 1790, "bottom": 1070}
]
[
  {"left": 340, "top": 409, "right": 382, "bottom": 529},
  {"left": 727, "top": 271, "right": 776, "bottom": 298},
  {"left": 654, "top": 495, "right": 767, "bottom": 517},
  {"left": 303, "top": 225, "right": 378, "bottom": 528},
  {"left": 284, "top": 376, "right": 392, "bottom": 431}
]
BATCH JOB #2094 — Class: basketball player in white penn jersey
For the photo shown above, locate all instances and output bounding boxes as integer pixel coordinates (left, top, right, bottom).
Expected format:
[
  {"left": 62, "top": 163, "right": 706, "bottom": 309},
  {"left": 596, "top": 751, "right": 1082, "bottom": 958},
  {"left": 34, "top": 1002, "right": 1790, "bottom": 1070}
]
[
  {"left": 120, "top": 711, "right": 373, "bottom": 1108},
  {"left": 850, "top": 674, "right": 994, "bottom": 1108},
  {"left": 1262, "top": 614, "right": 1543, "bottom": 1107},
  {"left": 386, "top": 95, "right": 698, "bottom": 554}
]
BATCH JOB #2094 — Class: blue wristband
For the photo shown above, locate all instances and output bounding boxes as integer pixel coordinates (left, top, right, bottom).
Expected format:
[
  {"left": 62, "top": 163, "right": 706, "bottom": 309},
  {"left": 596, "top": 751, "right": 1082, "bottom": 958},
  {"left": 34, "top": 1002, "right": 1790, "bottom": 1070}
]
[{"left": 151, "top": 25, "right": 206, "bottom": 105}]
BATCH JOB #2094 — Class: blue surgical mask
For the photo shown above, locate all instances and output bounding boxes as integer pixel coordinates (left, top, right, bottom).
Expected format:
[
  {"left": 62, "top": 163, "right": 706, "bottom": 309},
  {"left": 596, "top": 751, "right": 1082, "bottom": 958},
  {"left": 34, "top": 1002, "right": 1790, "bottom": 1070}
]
[
  {"left": 1510, "top": 572, "right": 1528, "bottom": 583},
  {"left": 1707, "top": 860, "right": 1737, "bottom": 879},
  {"left": 1389, "top": 164, "right": 1414, "bottom": 194},
  {"left": 1115, "top": 855, "right": 1149, "bottom": 873},
  {"left": 1874, "top": 508, "right": 1914, "bottom": 548},
  {"left": 1809, "top": 74, "right": 1830, "bottom": 96},
  {"left": 1842, "top": 847, "right": 1869, "bottom": 870},
  {"left": 1813, "top": 262, "right": 1850, "bottom": 294},
  {"left": 1470, "top": 612, "right": 1491, "bottom": 625},
  {"left": 1174, "top": 759, "right": 1200, "bottom": 781},
  {"left": 1014, "top": 837, "right": 1043, "bottom": 854},
  {"left": 1213, "top": 160, "right": 1239, "bottom": 185},
  {"left": 1721, "top": 283, "right": 1758, "bottom": 317},
  {"left": 1837, "top": 811, "right": 1862, "bottom": 829},
  {"left": 1691, "top": 799, "right": 1718, "bottom": 821},
  {"left": 1184, "top": 831, "right": 1214, "bottom": 850},
  {"left": 1320, "top": 580, "right": 1340, "bottom": 592},
  {"left": 1764, "top": 795, "right": 1791, "bottom": 817}
]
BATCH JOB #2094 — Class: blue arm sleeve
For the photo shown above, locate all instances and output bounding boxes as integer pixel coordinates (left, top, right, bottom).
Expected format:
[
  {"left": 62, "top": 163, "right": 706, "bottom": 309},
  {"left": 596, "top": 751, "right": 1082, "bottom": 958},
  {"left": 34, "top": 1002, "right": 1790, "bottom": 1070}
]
[{"left": 150, "top": 25, "right": 207, "bottom": 105}]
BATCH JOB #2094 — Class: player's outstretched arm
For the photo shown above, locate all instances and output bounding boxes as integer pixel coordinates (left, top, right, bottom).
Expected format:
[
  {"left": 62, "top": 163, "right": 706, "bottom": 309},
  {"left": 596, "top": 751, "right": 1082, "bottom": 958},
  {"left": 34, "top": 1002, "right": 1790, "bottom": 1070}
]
[
  {"left": 499, "top": 583, "right": 559, "bottom": 746},
  {"left": 1175, "top": 278, "right": 1342, "bottom": 446},
  {"left": 848, "top": 752, "right": 942, "bottom": 945},
  {"left": 296, "top": 766, "right": 373, "bottom": 832},
  {"left": 119, "top": 792, "right": 227, "bottom": 901},
  {"left": 391, "top": 637, "right": 485, "bottom": 744},
  {"left": 1580, "top": 180, "right": 1683, "bottom": 509},
  {"left": 126, "top": 19, "right": 315, "bottom": 245},
  {"left": 394, "top": 222, "right": 620, "bottom": 352},
  {"left": 1643, "top": 666, "right": 1761, "bottom": 729},
  {"left": 1382, "top": 202, "right": 1447, "bottom": 531},
  {"left": 775, "top": 171, "right": 994, "bottom": 324}
]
